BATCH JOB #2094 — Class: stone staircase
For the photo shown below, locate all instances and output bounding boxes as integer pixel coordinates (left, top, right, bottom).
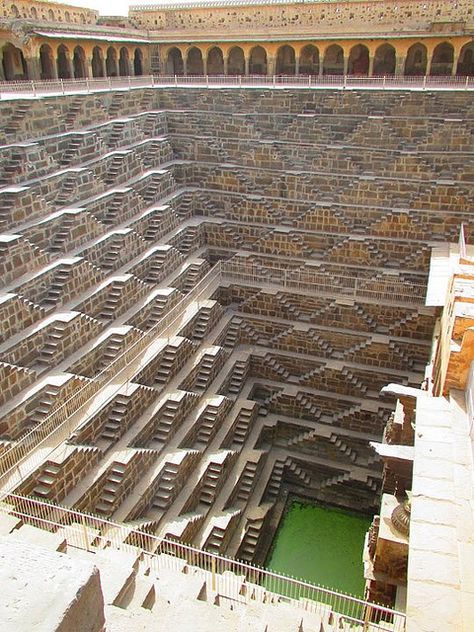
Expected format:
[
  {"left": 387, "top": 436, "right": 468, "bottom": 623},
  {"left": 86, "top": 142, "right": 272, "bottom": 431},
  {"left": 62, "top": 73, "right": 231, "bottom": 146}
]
[
  {"left": 94, "top": 462, "right": 127, "bottom": 516},
  {"left": 226, "top": 358, "right": 250, "bottom": 395},
  {"left": 4, "top": 103, "right": 29, "bottom": 135},
  {"left": 99, "top": 280, "right": 125, "bottom": 320},
  {"left": 24, "top": 385, "right": 61, "bottom": 431},
  {"left": 152, "top": 462, "right": 182, "bottom": 510},
  {"left": 192, "top": 396, "right": 233, "bottom": 448},
  {"left": 41, "top": 264, "right": 71, "bottom": 308},
  {"left": 221, "top": 403, "right": 258, "bottom": 449},
  {"left": 237, "top": 515, "right": 266, "bottom": 562}
]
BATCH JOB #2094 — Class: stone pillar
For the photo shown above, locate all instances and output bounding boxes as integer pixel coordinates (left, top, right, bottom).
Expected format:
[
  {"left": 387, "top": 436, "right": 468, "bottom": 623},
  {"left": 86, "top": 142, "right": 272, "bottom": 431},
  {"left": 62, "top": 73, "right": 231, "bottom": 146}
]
[
  {"left": 295, "top": 56, "right": 300, "bottom": 76},
  {"left": 50, "top": 58, "right": 58, "bottom": 79},
  {"left": 183, "top": 57, "right": 188, "bottom": 76},
  {"left": 267, "top": 55, "right": 275, "bottom": 76},
  {"left": 46, "top": 59, "right": 58, "bottom": 80},
  {"left": 142, "top": 53, "right": 151, "bottom": 76},
  {"left": 395, "top": 56, "right": 405, "bottom": 76},
  {"left": 343, "top": 56, "right": 349, "bottom": 76},
  {"left": 68, "top": 57, "right": 75, "bottom": 80},
  {"left": 451, "top": 55, "right": 459, "bottom": 75},
  {"left": 425, "top": 54, "right": 433, "bottom": 77},
  {"left": 83, "top": 58, "right": 91, "bottom": 78},
  {"left": 319, "top": 55, "right": 324, "bottom": 77},
  {"left": 203, "top": 57, "right": 207, "bottom": 76},
  {"left": 223, "top": 56, "right": 228, "bottom": 76},
  {"left": 25, "top": 57, "right": 41, "bottom": 80},
  {"left": 87, "top": 57, "right": 94, "bottom": 78},
  {"left": 245, "top": 56, "right": 250, "bottom": 76},
  {"left": 368, "top": 55, "right": 375, "bottom": 77}
]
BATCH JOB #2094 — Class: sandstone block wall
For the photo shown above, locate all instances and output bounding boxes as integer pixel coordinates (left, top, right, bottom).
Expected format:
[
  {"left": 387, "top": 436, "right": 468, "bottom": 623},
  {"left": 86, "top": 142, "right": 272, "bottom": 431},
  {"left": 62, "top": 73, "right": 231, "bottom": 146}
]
[{"left": 0, "top": 86, "right": 470, "bottom": 566}]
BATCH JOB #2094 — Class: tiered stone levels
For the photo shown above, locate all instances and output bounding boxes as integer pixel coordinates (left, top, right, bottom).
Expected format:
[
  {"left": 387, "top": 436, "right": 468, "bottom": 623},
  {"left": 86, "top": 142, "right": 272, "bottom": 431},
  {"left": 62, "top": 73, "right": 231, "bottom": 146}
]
[{"left": 0, "top": 87, "right": 472, "bottom": 564}]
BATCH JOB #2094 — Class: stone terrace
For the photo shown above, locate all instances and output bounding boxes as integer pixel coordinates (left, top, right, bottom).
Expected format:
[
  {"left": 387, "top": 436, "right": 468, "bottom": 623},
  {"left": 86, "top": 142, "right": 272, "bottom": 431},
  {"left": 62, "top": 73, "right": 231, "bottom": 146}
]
[{"left": 0, "top": 87, "right": 471, "bottom": 567}]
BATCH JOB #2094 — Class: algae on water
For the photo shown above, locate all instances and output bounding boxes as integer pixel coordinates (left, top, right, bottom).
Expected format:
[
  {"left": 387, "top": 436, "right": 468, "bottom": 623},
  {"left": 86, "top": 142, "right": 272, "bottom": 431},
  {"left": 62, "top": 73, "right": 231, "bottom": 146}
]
[{"left": 266, "top": 501, "right": 371, "bottom": 597}]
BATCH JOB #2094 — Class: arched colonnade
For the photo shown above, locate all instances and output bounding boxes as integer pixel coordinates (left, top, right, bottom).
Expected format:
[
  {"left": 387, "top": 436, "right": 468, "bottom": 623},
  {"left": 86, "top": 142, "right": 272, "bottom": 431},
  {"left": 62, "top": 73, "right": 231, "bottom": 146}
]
[
  {"left": 1, "top": 39, "right": 473, "bottom": 81},
  {"left": 164, "top": 41, "right": 474, "bottom": 77},
  {"left": 0, "top": 42, "right": 145, "bottom": 81}
]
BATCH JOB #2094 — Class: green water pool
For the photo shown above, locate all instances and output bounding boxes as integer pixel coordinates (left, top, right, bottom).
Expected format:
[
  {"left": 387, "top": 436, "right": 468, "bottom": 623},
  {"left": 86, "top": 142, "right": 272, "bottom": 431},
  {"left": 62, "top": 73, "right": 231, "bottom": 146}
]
[{"left": 266, "top": 501, "right": 371, "bottom": 597}]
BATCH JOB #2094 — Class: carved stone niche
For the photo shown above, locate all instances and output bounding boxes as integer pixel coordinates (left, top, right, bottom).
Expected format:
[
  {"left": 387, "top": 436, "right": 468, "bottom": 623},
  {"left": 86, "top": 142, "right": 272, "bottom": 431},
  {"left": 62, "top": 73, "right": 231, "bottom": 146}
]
[
  {"left": 370, "top": 439, "right": 414, "bottom": 498},
  {"left": 364, "top": 493, "right": 409, "bottom": 587},
  {"left": 381, "top": 384, "right": 422, "bottom": 447}
]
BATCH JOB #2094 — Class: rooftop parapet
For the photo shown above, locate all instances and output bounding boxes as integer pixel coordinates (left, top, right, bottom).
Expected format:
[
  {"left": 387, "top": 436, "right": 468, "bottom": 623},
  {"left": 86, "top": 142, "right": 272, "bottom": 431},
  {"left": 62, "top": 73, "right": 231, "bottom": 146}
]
[
  {"left": 129, "top": 0, "right": 473, "bottom": 37},
  {"left": 0, "top": 0, "right": 98, "bottom": 26}
]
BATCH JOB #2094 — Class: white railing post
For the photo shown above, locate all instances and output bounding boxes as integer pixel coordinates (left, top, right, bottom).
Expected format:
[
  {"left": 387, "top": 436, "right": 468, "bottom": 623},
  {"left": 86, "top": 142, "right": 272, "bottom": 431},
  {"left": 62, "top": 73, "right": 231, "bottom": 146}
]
[
  {"left": 81, "top": 513, "right": 90, "bottom": 551},
  {"left": 422, "top": 74, "right": 427, "bottom": 90},
  {"left": 151, "top": 74, "right": 155, "bottom": 87},
  {"left": 206, "top": 74, "right": 209, "bottom": 87},
  {"left": 308, "top": 74, "right": 311, "bottom": 87},
  {"left": 211, "top": 554, "right": 216, "bottom": 591},
  {"left": 31, "top": 80, "right": 36, "bottom": 97},
  {"left": 273, "top": 74, "right": 276, "bottom": 88},
  {"left": 466, "top": 75, "right": 470, "bottom": 90}
]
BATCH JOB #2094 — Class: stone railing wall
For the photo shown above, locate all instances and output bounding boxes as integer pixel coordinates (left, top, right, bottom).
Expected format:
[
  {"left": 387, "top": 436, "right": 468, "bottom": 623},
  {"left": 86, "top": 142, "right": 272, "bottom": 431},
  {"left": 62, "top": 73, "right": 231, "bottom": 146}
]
[
  {"left": 0, "top": 0, "right": 97, "bottom": 24},
  {"left": 130, "top": 0, "right": 471, "bottom": 33}
]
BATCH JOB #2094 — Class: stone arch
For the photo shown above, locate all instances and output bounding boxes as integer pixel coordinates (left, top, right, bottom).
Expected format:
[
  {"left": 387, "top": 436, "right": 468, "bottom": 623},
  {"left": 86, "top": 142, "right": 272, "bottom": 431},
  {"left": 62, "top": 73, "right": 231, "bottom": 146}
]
[
  {"left": 373, "top": 44, "right": 396, "bottom": 75},
  {"left": 91, "top": 46, "right": 104, "bottom": 78},
  {"left": 276, "top": 45, "right": 296, "bottom": 75},
  {"left": 227, "top": 46, "right": 245, "bottom": 75},
  {"left": 207, "top": 46, "right": 224, "bottom": 75},
  {"left": 1, "top": 43, "right": 28, "bottom": 80},
  {"left": 48, "top": 9, "right": 54, "bottom": 21},
  {"left": 73, "top": 45, "right": 86, "bottom": 78},
  {"left": 348, "top": 44, "right": 369, "bottom": 75},
  {"left": 323, "top": 44, "right": 344, "bottom": 75},
  {"left": 65, "top": 11, "right": 70, "bottom": 22},
  {"left": 187, "top": 47, "right": 204, "bottom": 75},
  {"left": 57, "top": 44, "right": 71, "bottom": 79},
  {"left": 10, "top": 5, "right": 19, "bottom": 18},
  {"left": 106, "top": 47, "right": 118, "bottom": 77},
  {"left": 405, "top": 43, "right": 427, "bottom": 76},
  {"left": 31, "top": 7, "right": 38, "bottom": 19},
  {"left": 119, "top": 47, "right": 130, "bottom": 76},
  {"left": 430, "top": 42, "right": 454, "bottom": 75},
  {"left": 457, "top": 42, "right": 474, "bottom": 76},
  {"left": 134, "top": 48, "right": 143, "bottom": 76},
  {"left": 39, "top": 44, "right": 55, "bottom": 79},
  {"left": 249, "top": 45, "right": 267, "bottom": 75},
  {"left": 166, "top": 47, "right": 183, "bottom": 75},
  {"left": 299, "top": 45, "right": 319, "bottom": 75}
]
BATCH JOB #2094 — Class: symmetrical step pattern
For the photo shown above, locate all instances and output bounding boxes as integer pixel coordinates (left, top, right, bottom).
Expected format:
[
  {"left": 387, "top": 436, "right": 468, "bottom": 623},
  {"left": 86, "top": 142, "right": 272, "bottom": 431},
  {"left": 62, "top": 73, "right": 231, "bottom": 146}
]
[{"left": 1, "top": 87, "right": 466, "bottom": 567}]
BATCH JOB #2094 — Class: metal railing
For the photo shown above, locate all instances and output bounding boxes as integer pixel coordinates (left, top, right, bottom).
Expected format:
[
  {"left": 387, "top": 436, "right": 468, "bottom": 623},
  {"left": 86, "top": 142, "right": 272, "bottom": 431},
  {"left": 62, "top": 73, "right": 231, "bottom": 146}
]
[
  {"left": 0, "top": 492, "right": 406, "bottom": 631},
  {"left": 221, "top": 260, "right": 427, "bottom": 305},
  {"left": 0, "top": 73, "right": 471, "bottom": 97},
  {"left": 0, "top": 259, "right": 426, "bottom": 493}
]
